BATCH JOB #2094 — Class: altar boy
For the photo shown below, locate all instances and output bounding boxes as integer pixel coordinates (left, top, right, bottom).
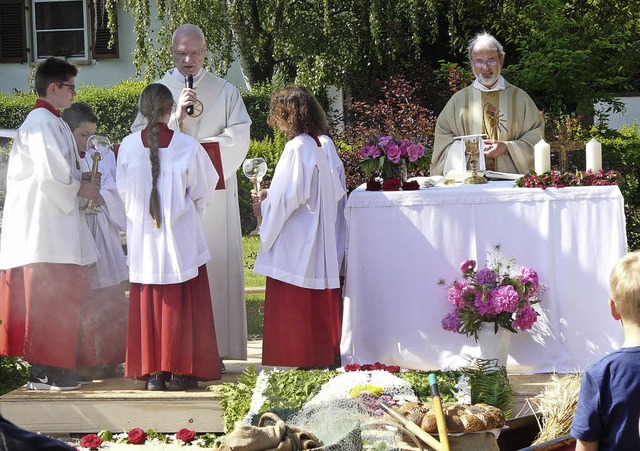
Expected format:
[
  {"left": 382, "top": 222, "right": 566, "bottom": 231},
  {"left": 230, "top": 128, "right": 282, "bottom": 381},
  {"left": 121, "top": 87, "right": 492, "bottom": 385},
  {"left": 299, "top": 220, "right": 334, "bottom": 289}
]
[
  {"left": 571, "top": 251, "right": 640, "bottom": 450},
  {"left": 0, "top": 57, "right": 102, "bottom": 390}
]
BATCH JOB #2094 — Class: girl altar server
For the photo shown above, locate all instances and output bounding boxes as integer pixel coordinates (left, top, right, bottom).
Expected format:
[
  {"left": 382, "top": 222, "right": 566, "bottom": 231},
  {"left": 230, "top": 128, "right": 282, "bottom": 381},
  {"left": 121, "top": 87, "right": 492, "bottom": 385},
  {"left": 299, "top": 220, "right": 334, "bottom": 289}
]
[
  {"left": 253, "top": 86, "right": 347, "bottom": 368},
  {"left": 116, "top": 83, "right": 221, "bottom": 390},
  {"left": 62, "top": 102, "right": 129, "bottom": 378}
]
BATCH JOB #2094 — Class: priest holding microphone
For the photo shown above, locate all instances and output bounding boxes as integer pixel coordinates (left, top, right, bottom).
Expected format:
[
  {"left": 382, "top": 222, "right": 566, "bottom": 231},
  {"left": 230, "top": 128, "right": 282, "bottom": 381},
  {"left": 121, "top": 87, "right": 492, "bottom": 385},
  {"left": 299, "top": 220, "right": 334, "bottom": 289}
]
[{"left": 131, "top": 24, "right": 252, "bottom": 370}]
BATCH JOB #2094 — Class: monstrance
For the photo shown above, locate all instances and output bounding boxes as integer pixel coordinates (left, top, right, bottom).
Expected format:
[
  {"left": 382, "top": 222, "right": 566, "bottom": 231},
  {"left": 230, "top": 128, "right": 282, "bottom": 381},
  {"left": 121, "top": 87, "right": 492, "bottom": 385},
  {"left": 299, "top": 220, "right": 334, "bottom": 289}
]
[{"left": 242, "top": 157, "right": 268, "bottom": 235}]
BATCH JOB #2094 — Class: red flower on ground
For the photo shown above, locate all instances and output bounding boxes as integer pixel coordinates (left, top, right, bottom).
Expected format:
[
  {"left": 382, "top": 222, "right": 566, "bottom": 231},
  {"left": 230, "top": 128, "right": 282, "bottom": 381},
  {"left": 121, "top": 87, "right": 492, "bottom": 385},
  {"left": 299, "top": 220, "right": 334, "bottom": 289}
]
[
  {"left": 80, "top": 433, "right": 103, "bottom": 449},
  {"left": 127, "top": 428, "right": 147, "bottom": 445},
  {"left": 381, "top": 178, "right": 401, "bottom": 191},
  {"left": 176, "top": 428, "right": 197, "bottom": 443}
]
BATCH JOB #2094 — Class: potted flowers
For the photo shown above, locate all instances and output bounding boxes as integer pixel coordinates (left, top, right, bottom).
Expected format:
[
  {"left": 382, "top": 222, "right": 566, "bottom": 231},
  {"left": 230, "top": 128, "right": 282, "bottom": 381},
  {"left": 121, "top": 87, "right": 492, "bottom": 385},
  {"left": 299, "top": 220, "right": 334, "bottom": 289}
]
[
  {"left": 359, "top": 135, "right": 429, "bottom": 191},
  {"left": 439, "top": 247, "right": 543, "bottom": 367}
]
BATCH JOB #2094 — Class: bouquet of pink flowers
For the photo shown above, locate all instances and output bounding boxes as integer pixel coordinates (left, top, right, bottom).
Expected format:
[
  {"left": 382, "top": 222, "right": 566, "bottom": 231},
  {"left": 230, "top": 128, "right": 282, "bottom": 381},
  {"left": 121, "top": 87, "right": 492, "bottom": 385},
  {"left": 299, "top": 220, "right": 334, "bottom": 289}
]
[
  {"left": 439, "top": 246, "right": 543, "bottom": 341},
  {"left": 359, "top": 135, "right": 428, "bottom": 180}
]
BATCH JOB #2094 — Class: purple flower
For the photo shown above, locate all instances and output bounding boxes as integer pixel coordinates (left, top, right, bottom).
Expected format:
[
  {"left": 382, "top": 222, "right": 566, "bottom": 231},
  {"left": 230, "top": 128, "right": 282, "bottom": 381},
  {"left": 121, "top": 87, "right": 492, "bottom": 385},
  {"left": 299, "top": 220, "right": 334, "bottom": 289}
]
[
  {"left": 385, "top": 141, "right": 401, "bottom": 163},
  {"left": 513, "top": 305, "right": 538, "bottom": 331},
  {"left": 518, "top": 266, "right": 539, "bottom": 290},
  {"left": 447, "top": 282, "right": 467, "bottom": 307},
  {"left": 475, "top": 289, "right": 499, "bottom": 316},
  {"left": 407, "top": 143, "right": 425, "bottom": 162},
  {"left": 378, "top": 136, "right": 392, "bottom": 148},
  {"left": 441, "top": 311, "right": 462, "bottom": 332},
  {"left": 460, "top": 259, "right": 476, "bottom": 274},
  {"left": 477, "top": 268, "right": 498, "bottom": 286},
  {"left": 492, "top": 285, "right": 520, "bottom": 313},
  {"left": 398, "top": 140, "right": 410, "bottom": 157}
]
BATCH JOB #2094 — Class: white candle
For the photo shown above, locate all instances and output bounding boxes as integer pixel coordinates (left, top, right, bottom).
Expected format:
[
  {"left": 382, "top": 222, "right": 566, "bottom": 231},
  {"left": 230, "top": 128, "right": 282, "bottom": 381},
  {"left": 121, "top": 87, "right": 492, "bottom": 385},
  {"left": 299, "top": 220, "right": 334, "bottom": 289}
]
[
  {"left": 586, "top": 137, "right": 602, "bottom": 172},
  {"left": 534, "top": 139, "right": 551, "bottom": 174}
]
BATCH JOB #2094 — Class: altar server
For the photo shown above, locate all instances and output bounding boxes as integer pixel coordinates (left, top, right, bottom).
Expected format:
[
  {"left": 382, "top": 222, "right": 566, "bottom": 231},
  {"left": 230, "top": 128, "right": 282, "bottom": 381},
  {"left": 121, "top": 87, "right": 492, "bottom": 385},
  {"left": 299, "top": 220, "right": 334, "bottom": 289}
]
[
  {"left": 117, "top": 83, "right": 221, "bottom": 390},
  {"left": 253, "top": 86, "right": 347, "bottom": 368},
  {"left": 62, "top": 102, "right": 128, "bottom": 379},
  {"left": 131, "top": 24, "right": 251, "bottom": 367},
  {"left": 430, "top": 32, "right": 544, "bottom": 175},
  {"left": 0, "top": 57, "right": 101, "bottom": 391}
]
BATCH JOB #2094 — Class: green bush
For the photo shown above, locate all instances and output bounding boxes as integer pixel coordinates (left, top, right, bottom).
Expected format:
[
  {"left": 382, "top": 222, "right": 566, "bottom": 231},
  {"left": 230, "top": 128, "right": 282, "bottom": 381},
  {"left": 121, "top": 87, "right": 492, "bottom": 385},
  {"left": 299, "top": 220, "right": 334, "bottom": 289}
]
[
  {"left": 0, "top": 354, "right": 29, "bottom": 396},
  {"left": 243, "top": 82, "right": 276, "bottom": 141}
]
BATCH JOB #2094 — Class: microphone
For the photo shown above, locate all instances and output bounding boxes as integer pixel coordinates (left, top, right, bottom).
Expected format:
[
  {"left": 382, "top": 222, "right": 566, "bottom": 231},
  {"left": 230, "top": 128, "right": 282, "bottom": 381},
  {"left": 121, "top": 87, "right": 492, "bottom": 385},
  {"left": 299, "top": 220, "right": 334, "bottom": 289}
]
[{"left": 185, "top": 74, "right": 194, "bottom": 116}]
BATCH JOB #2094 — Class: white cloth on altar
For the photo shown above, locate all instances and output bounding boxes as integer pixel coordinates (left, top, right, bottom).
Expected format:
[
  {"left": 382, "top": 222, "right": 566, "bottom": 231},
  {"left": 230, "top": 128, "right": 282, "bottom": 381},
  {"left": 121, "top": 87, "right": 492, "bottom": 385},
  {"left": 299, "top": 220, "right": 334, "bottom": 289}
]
[
  {"left": 131, "top": 69, "right": 251, "bottom": 359},
  {"left": 116, "top": 130, "right": 218, "bottom": 284},
  {"left": 254, "top": 134, "right": 346, "bottom": 289},
  {"left": 0, "top": 107, "right": 96, "bottom": 268},
  {"left": 80, "top": 149, "right": 128, "bottom": 289},
  {"left": 340, "top": 182, "right": 627, "bottom": 374}
]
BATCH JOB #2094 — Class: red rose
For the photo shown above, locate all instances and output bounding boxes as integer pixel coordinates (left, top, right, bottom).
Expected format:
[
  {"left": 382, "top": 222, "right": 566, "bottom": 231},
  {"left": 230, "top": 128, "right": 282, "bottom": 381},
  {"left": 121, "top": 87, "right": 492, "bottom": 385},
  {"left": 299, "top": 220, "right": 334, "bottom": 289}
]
[
  {"left": 386, "top": 365, "right": 401, "bottom": 373},
  {"left": 381, "top": 178, "right": 401, "bottom": 191},
  {"left": 176, "top": 428, "right": 197, "bottom": 443},
  {"left": 80, "top": 434, "right": 103, "bottom": 450},
  {"left": 401, "top": 180, "right": 420, "bottom": 191},
  {"left": 366, "top": 179, "right": 382, "bottom": 191},
  {"left": 128, "top": 428, "right": 147, "bottom": 445},
  {"left": 344, "top": 364, "right": 361, "bottom": 372}
]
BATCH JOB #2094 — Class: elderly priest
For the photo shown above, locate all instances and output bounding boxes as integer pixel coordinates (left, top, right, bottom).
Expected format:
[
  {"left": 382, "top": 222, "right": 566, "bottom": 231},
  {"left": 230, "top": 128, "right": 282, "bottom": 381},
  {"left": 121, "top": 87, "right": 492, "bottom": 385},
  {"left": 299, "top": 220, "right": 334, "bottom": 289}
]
[{"left": 430, "top": 32, "right": 545, "bottom": 176}]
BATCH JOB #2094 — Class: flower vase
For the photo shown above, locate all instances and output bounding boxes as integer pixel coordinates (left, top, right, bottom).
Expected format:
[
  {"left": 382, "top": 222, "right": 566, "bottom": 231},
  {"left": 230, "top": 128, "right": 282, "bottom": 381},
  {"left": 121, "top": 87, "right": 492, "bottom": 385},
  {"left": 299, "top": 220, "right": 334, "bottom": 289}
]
[
  {"left": 477, "top": 322, "right": 511, "bottom": 370},
  {"left": 386, "top": 160, "right": 407, "bottom": 182}
]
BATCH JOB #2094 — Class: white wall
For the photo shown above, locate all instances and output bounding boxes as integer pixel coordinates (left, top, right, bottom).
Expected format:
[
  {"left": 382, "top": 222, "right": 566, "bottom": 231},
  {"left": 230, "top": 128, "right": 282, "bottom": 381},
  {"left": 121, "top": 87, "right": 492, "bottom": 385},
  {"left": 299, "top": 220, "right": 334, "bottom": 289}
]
[{"left": 595, "top": 97, "right": 640, "bottom": 130}]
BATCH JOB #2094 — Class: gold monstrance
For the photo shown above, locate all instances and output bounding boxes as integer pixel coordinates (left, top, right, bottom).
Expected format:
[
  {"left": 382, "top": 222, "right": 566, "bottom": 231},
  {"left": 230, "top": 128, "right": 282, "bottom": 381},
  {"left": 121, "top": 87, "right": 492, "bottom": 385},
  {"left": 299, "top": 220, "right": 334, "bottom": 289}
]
[{"left": 464, "top": 138, "right": 487, "bottom": 185}]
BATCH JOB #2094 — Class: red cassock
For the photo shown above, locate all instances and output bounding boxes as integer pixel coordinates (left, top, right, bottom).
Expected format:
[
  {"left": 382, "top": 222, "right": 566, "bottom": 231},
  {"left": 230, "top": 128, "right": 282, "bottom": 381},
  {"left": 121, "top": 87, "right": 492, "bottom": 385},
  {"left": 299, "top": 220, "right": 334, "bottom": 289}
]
[
  {"left": 0, "top": 264, "right": 96, "bottom": 368},
  {"left": 261, "top": 277, "right": 343, "bottom": 368},
  {"left": 125, "top": 265, "right": 221, "bottom": 380}
]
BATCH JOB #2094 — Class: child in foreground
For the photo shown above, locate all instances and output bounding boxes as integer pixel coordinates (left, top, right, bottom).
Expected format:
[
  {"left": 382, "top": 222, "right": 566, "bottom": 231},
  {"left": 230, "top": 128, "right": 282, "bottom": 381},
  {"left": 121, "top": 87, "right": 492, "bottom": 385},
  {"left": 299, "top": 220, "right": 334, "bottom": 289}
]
[{"left": 571, "top": 251, "right": 640, "bottom": 450}]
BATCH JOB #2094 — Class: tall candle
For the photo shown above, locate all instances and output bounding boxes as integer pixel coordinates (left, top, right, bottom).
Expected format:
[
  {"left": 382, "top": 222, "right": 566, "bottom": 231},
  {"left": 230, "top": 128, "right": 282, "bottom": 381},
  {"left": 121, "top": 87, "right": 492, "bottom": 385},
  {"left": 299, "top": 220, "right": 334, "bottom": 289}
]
[
  {"left": 534, "top": 139, "right": 551, "bottom": 174},
  {"left": 586, "top": 137, "right": 602, "bottom": 172}
]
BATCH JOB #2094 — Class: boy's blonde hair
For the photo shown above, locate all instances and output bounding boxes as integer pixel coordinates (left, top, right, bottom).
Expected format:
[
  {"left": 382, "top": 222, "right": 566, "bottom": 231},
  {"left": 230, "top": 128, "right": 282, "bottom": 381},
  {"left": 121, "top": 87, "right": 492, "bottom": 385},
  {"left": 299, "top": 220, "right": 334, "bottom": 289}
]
[{"left": 610, "top": 251, "right": 640, "bottom": 324}]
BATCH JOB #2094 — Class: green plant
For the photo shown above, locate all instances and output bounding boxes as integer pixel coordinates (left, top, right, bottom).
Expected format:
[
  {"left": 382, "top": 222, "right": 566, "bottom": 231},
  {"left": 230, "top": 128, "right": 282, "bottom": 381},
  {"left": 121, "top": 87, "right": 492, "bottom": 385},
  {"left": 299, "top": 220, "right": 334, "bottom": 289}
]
[{"left": 0, "top": 354, "right": 29, "bottom": 396}]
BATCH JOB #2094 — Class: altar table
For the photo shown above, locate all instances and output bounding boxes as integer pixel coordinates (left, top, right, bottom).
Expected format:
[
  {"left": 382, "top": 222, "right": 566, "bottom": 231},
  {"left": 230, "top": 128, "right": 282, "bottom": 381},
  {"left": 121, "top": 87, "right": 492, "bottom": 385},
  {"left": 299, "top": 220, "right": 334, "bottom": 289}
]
[{"left": 339, "top": 180, "right": 627, "bottom": 374}]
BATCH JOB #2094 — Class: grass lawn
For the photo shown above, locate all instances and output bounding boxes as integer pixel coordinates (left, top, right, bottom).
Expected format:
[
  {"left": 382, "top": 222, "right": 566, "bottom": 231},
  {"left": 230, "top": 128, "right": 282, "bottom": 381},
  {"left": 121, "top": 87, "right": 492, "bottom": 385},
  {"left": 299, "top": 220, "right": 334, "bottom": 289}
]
[{"left": 243, "top": 235, "right": 265, "bottom": 338}]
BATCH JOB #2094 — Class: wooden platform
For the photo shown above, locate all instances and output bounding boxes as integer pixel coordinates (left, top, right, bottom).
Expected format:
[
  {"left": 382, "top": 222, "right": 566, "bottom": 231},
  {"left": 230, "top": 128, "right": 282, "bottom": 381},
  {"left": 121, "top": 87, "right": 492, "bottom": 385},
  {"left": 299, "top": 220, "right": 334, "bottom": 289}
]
[{"left": 0, "top": 341, "right": 558, "bottom": 435}]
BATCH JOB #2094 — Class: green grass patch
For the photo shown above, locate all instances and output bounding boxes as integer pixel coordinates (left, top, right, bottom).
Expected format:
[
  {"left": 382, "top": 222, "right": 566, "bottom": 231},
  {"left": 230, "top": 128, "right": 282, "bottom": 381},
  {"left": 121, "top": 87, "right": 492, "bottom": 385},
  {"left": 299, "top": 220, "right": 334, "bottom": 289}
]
[{"left": 243, "top": 235, "right": 265, "bottom": 338}]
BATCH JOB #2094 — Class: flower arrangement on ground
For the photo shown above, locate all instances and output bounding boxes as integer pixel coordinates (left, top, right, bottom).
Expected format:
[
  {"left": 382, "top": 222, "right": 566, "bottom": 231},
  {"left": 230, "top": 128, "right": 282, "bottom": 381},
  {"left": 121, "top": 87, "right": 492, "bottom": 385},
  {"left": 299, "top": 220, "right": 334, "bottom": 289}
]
[
  {"left": 439, "top": 246, "right": 543, "bottom": 341},
  {"left": 515, "top": 169, "right": 617, "bottom": 189},
  {"left": 75, "top": 427, "right": 221, "bottom": 449},
  {"left": 359, "top": 135, "right": 428, "bottom": 191}
]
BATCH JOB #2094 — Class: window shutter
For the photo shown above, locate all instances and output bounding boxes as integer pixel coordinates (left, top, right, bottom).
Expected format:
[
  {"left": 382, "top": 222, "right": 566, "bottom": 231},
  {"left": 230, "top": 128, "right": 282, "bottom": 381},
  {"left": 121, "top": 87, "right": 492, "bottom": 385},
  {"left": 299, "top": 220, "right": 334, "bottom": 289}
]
[
  {"left": 0, "top": 0, "right": 27, "bottom": 63},
  {"left": 90, "top": 0, "right": 119, "bottom": 60}
]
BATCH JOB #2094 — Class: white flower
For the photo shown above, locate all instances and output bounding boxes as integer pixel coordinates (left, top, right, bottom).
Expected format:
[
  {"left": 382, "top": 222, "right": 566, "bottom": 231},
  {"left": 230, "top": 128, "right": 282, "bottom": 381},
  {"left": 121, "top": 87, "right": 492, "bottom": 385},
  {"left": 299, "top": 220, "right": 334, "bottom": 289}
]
[
  {"left": 243, "top": 368, "right": 280, "bottom": 423},
  {"left": 454, "top": 374, "right": 472, "bottom": 404}
]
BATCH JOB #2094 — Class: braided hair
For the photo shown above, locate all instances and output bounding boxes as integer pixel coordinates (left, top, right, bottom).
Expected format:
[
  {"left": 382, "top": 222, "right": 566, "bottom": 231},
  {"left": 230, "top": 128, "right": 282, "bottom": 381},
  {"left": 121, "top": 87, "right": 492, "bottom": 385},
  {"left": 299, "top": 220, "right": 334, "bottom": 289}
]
[{"left": 139, "top": 83, "right": 174, "bottom": 228}]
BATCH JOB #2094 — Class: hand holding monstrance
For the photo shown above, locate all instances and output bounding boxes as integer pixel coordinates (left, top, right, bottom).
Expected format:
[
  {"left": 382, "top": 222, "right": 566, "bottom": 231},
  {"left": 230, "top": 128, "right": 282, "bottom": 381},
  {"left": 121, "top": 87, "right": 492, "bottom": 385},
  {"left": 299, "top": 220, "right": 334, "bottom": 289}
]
[
  {"left": 82, "top": 135, "right": 112, "bottom": 213},
  {"left": 243, "top": 158, "right": 268, "bottom": 235}
]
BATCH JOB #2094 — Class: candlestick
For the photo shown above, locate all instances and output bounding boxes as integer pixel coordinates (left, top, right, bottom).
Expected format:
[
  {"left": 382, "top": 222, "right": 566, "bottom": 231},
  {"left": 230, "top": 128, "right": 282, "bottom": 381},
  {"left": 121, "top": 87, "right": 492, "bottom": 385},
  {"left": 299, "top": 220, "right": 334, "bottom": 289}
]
[
  {"left": 586, "top": 137, "right": 602, "bottom": 172},
  {"left": 534, "top": 139, "right": 551, "bottom": 174}
]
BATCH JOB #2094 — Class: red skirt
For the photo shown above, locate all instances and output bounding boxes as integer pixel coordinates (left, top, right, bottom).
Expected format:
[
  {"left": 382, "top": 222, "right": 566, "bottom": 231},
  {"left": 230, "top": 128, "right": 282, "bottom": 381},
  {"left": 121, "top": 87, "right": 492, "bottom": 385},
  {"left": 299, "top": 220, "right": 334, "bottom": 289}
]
[
  {"left": 262, "top": 277, "right": 343, "bottom": 368},
  {"left": 125, "top": 266, "right": 221, "bottom": 380},
  {"left": 0, "top": 264, "right": 95, "bottom": 368}
]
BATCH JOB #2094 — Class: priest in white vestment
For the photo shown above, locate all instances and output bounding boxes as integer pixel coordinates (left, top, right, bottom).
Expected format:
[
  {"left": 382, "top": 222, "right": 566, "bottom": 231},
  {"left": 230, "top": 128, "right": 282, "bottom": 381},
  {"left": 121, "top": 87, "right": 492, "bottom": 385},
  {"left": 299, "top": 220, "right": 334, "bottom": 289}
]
[
  {"left": 430, "top": 32, "right": 545, "bottom": 176},
  {"left": 131, "top": 25, "right": 251, "bottom": 361}
]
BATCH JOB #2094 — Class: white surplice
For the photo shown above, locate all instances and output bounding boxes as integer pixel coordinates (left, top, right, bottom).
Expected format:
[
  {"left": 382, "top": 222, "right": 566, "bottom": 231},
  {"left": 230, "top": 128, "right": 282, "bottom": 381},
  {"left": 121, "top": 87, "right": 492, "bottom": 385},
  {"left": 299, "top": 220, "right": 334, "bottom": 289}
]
[
  {"left": 0, "top": 107, "right": 96, "bottom": 268},
  {"left": 80, "top": 149, "right": 128, "bottom": 288},
  {"left": 131, "top": 69, "right": 251, "bottom": 359},
  {"left": 254, "top": 134, "right": 347, "bottom": 289},
  {"left": 116, "top": 131, "right": 218, "bottom": 285}
]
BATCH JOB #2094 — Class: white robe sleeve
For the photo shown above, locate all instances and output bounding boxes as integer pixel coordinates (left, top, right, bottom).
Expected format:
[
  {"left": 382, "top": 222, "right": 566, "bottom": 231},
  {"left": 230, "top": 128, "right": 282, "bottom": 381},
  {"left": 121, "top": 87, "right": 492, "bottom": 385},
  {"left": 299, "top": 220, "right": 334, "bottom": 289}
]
[
  {"left": 188, "top": 143, "right": 219, "bottom": 218},
  {"left": 259, "top": 141, "right": 312, "bottom": 251}
]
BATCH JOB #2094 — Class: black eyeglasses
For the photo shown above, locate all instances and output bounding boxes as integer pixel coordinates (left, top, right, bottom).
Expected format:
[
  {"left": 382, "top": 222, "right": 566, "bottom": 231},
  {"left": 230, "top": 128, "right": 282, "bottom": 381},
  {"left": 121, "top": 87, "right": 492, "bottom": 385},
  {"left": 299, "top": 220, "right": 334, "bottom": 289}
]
[{"left": 57, "top": 82, "right": 76, "bottom": 92}]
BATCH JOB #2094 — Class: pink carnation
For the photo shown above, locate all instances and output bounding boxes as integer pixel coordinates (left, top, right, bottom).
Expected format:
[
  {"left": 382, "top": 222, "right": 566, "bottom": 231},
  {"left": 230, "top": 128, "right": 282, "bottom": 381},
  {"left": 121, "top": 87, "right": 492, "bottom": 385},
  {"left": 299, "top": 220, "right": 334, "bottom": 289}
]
[
  {"left": 460, "top": 259, "right": 476, "bottom": 274},
  {"left": 492, "top": 285, "right": 520, "bottom": 313}
]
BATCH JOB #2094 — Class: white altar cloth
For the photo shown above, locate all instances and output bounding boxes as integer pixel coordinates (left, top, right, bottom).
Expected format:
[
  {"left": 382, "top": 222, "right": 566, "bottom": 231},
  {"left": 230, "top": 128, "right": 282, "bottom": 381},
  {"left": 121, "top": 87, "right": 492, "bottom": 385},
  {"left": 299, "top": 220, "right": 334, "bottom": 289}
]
[{"left": 340, "top": 180, "right": 628, "bottom": 374}]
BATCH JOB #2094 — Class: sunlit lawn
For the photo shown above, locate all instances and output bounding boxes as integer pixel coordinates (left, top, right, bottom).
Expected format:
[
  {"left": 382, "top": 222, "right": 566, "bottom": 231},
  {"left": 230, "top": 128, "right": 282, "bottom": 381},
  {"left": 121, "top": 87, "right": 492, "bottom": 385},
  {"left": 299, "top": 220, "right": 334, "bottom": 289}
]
[{"left": 243, "top": 235, "right": 265, "bottom": 338}]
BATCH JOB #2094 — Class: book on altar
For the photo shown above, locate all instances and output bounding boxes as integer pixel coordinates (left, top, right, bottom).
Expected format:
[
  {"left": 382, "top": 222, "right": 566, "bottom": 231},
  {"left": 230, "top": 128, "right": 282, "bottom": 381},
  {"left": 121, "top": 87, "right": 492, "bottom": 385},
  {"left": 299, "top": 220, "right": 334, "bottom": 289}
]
[
  {"left": 200, "top": 140, "right": 225, "bottom": 190},
  {"left": 483, "top": 170, "right": 524, "bottom": 181}
]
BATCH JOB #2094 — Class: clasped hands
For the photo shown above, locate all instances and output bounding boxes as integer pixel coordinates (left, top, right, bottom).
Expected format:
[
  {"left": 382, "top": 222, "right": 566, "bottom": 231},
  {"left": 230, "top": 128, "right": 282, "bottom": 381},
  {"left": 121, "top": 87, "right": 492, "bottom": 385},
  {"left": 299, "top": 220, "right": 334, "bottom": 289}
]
[
  {"left": 482, "top": 139, "right": 508, "bottom": 159},
  {"left": 79, "top": 171, "right": 104, "bottom": 206}
]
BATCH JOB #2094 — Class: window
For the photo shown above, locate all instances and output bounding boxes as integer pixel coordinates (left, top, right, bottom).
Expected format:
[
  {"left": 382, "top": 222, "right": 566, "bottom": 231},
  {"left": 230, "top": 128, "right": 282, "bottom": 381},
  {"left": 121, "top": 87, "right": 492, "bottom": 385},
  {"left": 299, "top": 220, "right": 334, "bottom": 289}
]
[{"left": 0, "top": 0, "right": 118, "bottom": 63}]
